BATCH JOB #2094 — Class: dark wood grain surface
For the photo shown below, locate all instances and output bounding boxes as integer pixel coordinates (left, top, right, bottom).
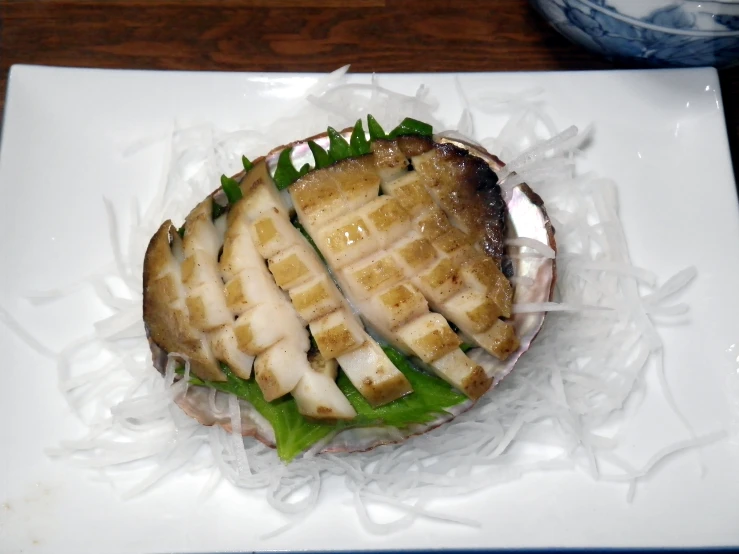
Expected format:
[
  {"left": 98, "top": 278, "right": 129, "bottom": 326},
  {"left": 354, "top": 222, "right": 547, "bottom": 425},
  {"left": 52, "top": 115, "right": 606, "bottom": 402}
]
[{"left": 1, "top": 0, "right": 737, "bottom": 178}]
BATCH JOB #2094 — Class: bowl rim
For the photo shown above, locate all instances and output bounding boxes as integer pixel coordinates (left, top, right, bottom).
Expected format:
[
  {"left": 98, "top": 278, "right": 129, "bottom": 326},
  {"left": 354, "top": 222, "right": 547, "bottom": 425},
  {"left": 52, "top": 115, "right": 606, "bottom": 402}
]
[{"left": 562, "top": 0, "right": 739, "bottom": 38}]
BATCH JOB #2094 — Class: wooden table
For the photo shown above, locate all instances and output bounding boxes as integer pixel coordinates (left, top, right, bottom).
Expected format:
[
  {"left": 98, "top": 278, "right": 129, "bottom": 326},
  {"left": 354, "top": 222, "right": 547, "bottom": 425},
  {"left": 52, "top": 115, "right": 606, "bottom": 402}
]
[{"left": 2, "top": 0, "right": 737, "bottom": 179}]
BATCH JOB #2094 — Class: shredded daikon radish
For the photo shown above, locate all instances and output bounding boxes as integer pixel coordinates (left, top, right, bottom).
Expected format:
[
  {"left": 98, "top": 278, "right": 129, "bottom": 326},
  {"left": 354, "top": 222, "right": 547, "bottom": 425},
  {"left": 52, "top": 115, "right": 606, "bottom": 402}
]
[
  {"left": 512, "top": 302, "right": 611, "bottom": 314},
  {"left": 505, "top": 237, "right": 557, "bottom": 259},
  {"left": 0, "top": 67, "right": 725, "bottom": 537},
  {"left": 498, "top": 125, "right": 579, "bottom": 180},
  {"left": 304, "top": 64, "right": 351, "bottom": 98},
  {"left": 642, "top": 267, "right": 698, "bottom": 305}
]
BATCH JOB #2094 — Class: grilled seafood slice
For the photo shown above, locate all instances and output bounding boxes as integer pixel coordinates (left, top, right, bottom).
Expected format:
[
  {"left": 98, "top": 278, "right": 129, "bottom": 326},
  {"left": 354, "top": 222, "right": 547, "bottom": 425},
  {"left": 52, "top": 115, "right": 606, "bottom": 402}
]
[
  {"left": 147, "top": 171, "right": 361, "bottom": 420},
  {"left": 288, "top": 138, "right": 519, "bottom": 398}
]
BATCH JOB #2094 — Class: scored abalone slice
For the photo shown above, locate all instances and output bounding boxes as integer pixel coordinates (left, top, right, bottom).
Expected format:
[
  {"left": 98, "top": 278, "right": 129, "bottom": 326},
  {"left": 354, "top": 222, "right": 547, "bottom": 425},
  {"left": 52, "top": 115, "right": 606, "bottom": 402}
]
[
  {"left": 288, "top": 136, "right": 521, "bottom": 399},
  {"left": 145, "top": 158, "right": 414, "bottom": 420}
]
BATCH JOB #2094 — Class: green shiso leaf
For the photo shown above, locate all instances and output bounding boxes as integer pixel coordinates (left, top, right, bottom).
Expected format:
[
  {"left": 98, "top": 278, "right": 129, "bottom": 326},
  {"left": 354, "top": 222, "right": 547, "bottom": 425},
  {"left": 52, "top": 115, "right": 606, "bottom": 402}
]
[
  {"left": 327, "top": 126, "right": 352, "bottom": 161},
  {"left": 220, "top": 174, "right": 243, "bottom": 205},
  {"left": 273, "top": 148, "right": 302, "bottom": 190},
  {"left": 387, "top": 117, "right": 433, "bottom": 139},
  {"left": 271, "top": 116, "right": 433, "bottom": 190},
  {"left": 178, "top": 345, "right": 466, "bottom": 462},
  {"left": 182, "top": 365, "right": 335, "bottom": 463},
  {"left": 212, "top": 201, "right": 226, "bottom": 219},
  {"left": 349, "top": 119, "right": 371, "bottom": 156},
  {"left": 337, "top": 345, "right": 466, "bottom": 428},
  {"left": 308, "top": 140, "right": 333, "bottom": 170},
  {"left": 367, "top": 114, "right": 386, "bottom": 141}
]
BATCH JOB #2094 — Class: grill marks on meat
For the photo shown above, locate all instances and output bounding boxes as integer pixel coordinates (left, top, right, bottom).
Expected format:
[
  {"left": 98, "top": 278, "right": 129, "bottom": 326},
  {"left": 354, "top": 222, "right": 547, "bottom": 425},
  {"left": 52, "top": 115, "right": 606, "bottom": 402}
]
[
  {"left": 182, "top": 198, "right": 255, "bottom": 380},
  {"left": 143, "top": 221, "right": 226, "bottom": 382},
  {"left": 288, "top": 140, "right": 517, "bottom": 400},
  {"left": 244, "top": 163, "right": 412, "bottom": 410},
  {"left": 375, "top": 139, "right": 517, "bottom": 363},
  {"left": 143, "top": 135, "right": 519, "bottom": 414},
  {"left": 225, "top": 164, "right": 360, "bottom": 419},
  {"left": 143, "top": 160, "right": 411, "bottom": 421},
  {"left": 404, "top": 138, "right": 507, "bottom": 263},
  {"left": 398, "top": 141, "right": 517, "bottom": 360}
]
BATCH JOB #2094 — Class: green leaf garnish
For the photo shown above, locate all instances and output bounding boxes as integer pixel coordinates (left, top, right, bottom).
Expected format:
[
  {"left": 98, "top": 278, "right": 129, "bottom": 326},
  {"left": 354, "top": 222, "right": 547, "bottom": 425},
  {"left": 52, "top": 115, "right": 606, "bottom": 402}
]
[
  {"left": 387, "top": 117, "right": 433, "bottom": 139},
  {"left": 308, "top": 140, "right": 333, "bottom": 169},
  {"left": 367, "top": 114, "right": 386, "bottom": 141},
  {"left": 460, "top": 343, "right": 475, "bottom": 353},
  {"left": 273, "top": 148, "right": 302, "bottom": 190},
  {"left": 183, "top": 365, "right": 335, "bottom": 462},
  {"left": 220, "top": 174, "right": 243, "bottom": 204},
  {"left": 339, "top": 346, "right": 466, "bottom": 428},
  {"left": 178, "top": 345, "right": 466, "bottom": 462},
  {"left": 327, "top": 127, "right": 352, "bottom": 161},
  {"left": 349, "top": 119, "right": 370, "bottom": 156},
  {"left": 211, "top": 196, "right": 227, "bottom": 219},
  {"left": 177, "top": 226, "right": 185, "bottom": 238},
  {"left": 269, "top": 116, "right": 432, "bottom": 191},
  {"left": 242, "top": 155, "right": 254, "bottom": 172}
]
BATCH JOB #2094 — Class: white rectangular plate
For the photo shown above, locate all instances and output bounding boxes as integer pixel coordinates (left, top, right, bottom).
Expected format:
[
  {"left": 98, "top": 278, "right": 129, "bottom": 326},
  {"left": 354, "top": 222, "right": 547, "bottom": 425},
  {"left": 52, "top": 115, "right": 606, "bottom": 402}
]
[{"left": 1, "top": 65, "right": 738, "bottom": 553}]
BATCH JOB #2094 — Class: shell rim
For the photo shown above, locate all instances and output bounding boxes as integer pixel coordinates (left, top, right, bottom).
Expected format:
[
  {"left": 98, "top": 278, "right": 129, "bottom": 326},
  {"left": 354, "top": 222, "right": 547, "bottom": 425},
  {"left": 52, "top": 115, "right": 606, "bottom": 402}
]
[{"left": 145, "top": 129, "right": 558, "bottom": 456}]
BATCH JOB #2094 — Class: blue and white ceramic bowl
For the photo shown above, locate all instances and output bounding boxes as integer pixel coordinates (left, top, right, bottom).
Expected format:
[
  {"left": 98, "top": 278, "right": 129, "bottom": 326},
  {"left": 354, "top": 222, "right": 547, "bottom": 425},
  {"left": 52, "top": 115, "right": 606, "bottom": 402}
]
[{"left": 531, "top": 0, "right": 739, "bottom": 67}]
